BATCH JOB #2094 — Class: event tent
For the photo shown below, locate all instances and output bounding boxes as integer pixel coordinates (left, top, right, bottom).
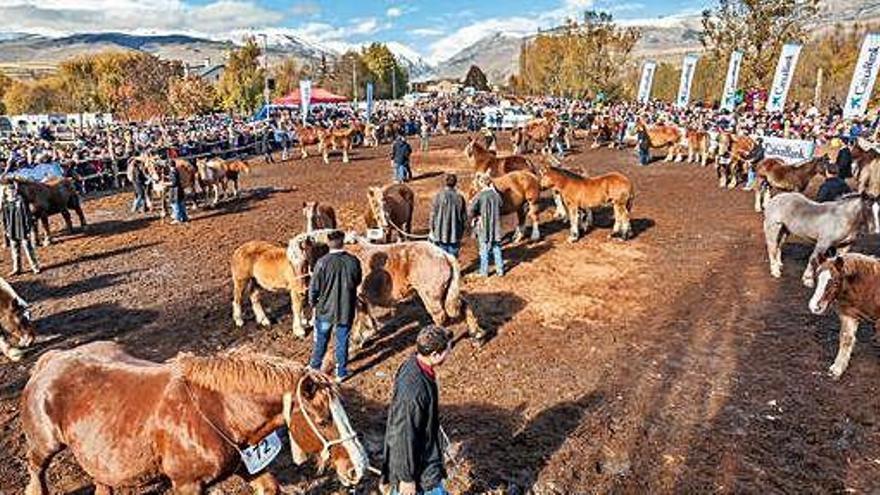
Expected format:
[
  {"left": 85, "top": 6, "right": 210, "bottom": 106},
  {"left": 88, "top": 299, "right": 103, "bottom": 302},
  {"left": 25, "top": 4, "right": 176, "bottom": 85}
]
[{"left": 273, "top": 88, "right": 348, "bottom": 105}]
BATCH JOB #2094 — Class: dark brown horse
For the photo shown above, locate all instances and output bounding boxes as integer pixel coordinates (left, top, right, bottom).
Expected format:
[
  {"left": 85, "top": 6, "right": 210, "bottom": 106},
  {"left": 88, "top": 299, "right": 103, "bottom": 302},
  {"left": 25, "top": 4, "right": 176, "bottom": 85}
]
[
  {"left": 540, "top": 165, "right": 635, "bottom": 241},
  {"left": 364, "top": 183, "right": 415, "bottom": 243},
  {"left": 809, "top": 250, "right": 880, "bottom": 379},
  {"left": 464, "top": 137, "right": 535, "bottom": 177},
  {"left": 0, "top": 177, "right": 87, "bottom": 246},
  {"left": 754, "top": 156, "right": 826, "bottom": 212},
  {"left": 22, "top": 341, "right": 368, "bottom": 494},
  {"left": 0, "top": 276, "right": 34, "bottom": 362},
  {"left": 303, "top": 201, "right": 338, "bottom": 232}
]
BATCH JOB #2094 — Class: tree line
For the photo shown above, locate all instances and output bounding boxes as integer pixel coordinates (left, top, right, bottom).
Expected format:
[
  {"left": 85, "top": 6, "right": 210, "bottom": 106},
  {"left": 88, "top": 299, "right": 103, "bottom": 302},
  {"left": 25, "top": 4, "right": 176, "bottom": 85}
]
[{"left": 0, "top": 39, "right": 409, "bottom": 120}]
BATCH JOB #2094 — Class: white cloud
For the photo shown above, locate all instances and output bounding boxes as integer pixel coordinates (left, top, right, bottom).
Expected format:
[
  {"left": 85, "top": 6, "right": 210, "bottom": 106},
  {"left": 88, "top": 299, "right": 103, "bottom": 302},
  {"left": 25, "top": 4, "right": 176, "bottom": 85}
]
[
  {"left": 290, "top": 1, "right": 321, "bottom": 17},
  {"left": 387, "top": 7, "right": 403, "bottom": 18},
  {"left": 410, "top": 28, "right": 445, "bottom": 37}
]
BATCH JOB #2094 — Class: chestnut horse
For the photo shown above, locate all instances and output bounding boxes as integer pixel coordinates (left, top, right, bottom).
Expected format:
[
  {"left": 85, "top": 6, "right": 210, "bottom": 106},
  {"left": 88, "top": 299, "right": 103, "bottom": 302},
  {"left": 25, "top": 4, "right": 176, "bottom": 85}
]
[
  {"left": 636, "top": 121, "right": 683, "bottom": 162},
  {"left": 0, "top": 276, "right": 34, "bottom": 362},
  {"left": 808, "top": 251, "right": 880, "bottom": 379},
  {"left": 295, "top": 124, "right": 322, "bottom": 159},
  {"left": 718, "top": 134, "right": 757, "bottom": 188},
  {"left": 464, "top": 137, "right": 535, "bottom": 177},
  {"left": 142, "top": 156, "right": 200, "bottom": 218},
  {"left": 319, "top": 127, "right": 357, "bottom": 164},
  {"left": 684, "top": 129, "right": 711, "bottom": 166},
  {"left": 853, "top": 138, "right": 880, "bottom": 180},
  {"left": 468, "top": 171, "right": 541, "bottom": 243},
  {"left": 231, "top": 238, "right": 327, "bottom": 337},
  {"left": 197, "top": 158, "right": 250, "bottom": 206},
  {"left": 754, "top": 156, "right": 826, "bottom": 212},
  {"left": 0, "top": 177, "right": 87, "bottom": 246},
  {"left": 303, "top": 201, "right": 338, "bottom": 232},
  {"left": 513, "top": 116, "right": 555, "bottom": 155},
  {"left": 21, "top": 341, "right": 368, "bottom": 494},
  {"left": 364, "top": 184, "right": 415, "bottom": 242},
  {"left": 540, "top": 166, "right": 635, "bottom": 241}
]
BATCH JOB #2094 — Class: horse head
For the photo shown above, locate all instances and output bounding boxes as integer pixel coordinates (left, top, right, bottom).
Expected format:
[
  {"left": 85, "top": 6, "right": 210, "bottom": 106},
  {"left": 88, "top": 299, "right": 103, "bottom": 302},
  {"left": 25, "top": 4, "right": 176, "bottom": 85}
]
[
  {"left": 0, "top": 277, "right": 34, "bottom": 361},
  {"left": 286, "top": 232, "right": 327, "bottom": 280},
  {"left": 283, "top": 370, "right": 368, "bottom": 486},
  {"left": 809, "top": 247, "right": 844, "bottom": 315},
  {"left": 863, "top": 192, "right": 880, "bottom": 235},
  {"left": 302, "top": 201, "right": 318, "bottom": 232}
]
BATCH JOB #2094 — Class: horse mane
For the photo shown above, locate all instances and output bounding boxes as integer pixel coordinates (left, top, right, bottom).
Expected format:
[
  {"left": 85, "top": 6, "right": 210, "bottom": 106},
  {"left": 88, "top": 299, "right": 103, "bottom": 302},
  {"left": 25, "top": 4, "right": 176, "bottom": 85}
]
[
  {"left": 174, "top": 352, "right": 305, "bottom": 395},
  {"left": 841, "top": 253, "right": 880, "bottom": 280},
  {"left": 549, "top": 165, "right": 584, "bottom": 180}
]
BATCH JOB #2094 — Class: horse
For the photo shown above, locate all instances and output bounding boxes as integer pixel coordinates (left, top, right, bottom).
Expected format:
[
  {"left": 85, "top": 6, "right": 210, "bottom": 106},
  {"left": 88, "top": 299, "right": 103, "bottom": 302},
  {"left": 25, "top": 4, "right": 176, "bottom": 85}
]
[
  {"left": 635, "top": 121, "right": 683, "bottom": 162},
  {"left": 539, "top": 165, "right": 635, "bottom": 241},
  {"left": 364, "top": 183, "right": 415, "bottom": 243},
  {"left": 464, "top": 137, "right": 535, "bottom": 177},
  {"left": 0, "top": 276, "right": 34, "bottom": 362},
  {"left": 196, "top": 158, "right": 250, "bottom": 206},
  {"left": 288, "top": 231, "right": 484, "bottom": 346},
  {"left": 0, "top": 176, "right": 87, "bottom": 246},
  {"left": 21, "top": 341, "right": 369, "bottom": 494},
  {"left": 684, "top": 129, "right": 712, "bottom": 166},
  {"left": 852, "top": 138, "right": 880, "bottom": 180},
  {"left": 468, "top": 171, "right": 541, "bottom": 243},
  {"left": 231, "top": 238, "right": 327, "bottom": 338},
  {"left": 142, "top": 156, "right": 200, "bottom": 218},
  {"left": 762, "top": 192, "right": 880, "bottom": 287},
  {"left": 303, "top": 201, "right": 337, "bottom": 232},
  {"left": 318, "top": 127, "right": 357, "bottom": 164},
  {"left": 808, "top": 250, "right": 880, "bottom": 379},
  {"left": 513, "top": 117, "right": 555, "bottom": 155},
  {"left": 363, "top": 122, "right": 379, "bottom": 148},
  {"left": 754, "top": 156, "right": 826, "bottom": 212},
  {"left": 295, "top": 124, "right": 323, "bottom": 159}
]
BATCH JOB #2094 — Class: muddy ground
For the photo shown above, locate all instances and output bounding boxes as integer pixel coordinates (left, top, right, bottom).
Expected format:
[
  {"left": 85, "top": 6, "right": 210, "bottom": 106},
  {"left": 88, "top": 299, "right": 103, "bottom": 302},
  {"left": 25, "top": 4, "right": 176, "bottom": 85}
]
[{"left": 1, "top": 133, "right": 879, "bottom": 494}]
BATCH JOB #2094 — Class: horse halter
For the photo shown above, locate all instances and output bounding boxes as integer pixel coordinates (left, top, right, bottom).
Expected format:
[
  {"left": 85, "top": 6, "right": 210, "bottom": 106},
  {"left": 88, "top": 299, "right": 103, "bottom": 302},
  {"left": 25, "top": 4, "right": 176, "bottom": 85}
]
[{"left": 282, "top": 373, "right": 358, "bottom": 466}]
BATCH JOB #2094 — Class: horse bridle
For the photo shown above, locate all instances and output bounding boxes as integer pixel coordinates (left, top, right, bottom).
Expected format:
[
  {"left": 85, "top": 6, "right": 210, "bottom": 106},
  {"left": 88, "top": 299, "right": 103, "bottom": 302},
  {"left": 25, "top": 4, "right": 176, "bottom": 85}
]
[{"left": 282, "top": 373, "right": 358, "bottom": 465}]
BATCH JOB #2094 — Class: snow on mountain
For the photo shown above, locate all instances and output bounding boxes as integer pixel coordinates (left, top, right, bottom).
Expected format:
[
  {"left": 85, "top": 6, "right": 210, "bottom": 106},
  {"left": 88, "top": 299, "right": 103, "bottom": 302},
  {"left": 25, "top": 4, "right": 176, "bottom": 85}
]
[{"left": 385, "top": 41, "right": 435, "bottom": 80}]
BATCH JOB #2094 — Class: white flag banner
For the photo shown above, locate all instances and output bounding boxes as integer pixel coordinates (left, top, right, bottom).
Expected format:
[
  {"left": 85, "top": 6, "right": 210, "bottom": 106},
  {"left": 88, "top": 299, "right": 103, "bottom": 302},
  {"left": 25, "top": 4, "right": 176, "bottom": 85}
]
[
  {"left": 721, "top": 50, "right": 744, "bottom": 111},
  {"left": 765, "top": 44, "right": 802, "bottom": 113},
  {"left": 299, "top": 79, "right": 312, "bottom": 124},
  {"left": 676, "top": 54, "right": 699, "bottom": 108},
  {"left": 763, "top": 136, "right": 816, "bottom": 164},
  {"left": 637, "top": 61, "right": 657, "bottom": 104},
  {"left": 844, "top": 33, "right": 880, "bottom": 119}
]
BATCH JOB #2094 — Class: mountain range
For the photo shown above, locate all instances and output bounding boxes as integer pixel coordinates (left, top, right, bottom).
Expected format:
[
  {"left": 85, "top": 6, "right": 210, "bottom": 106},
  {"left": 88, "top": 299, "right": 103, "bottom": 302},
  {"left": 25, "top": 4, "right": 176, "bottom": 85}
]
[{"left": 0, "top": 0, "right": 877, "bottom": 85}]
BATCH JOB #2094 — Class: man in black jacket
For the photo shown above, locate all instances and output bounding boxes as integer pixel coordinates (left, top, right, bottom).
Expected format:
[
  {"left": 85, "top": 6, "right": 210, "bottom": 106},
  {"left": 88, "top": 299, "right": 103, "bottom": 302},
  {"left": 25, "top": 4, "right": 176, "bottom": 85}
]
[
  {"left": 392, "top": 134, "right": 412, "bottom": 183},
  {"left": 816, "top": 162, "right": 852, "bottom": 203},
  {"left": 2, "top": 181, "right": 40, "bottom": 276},
  {"left": 382, "top": 325, "right": 453, "bottom": 495},
  {"left": 308, "top": 230, "right": 363, "bottom": 382},
  {"left": 470, "top": 173, "right": 504, "bottom": 277},
  {"left": 836, "top": 140, "right": 853, "bottom": 180},
  {"left": 429, "top": 174, "right": 466, "bottom": 257}
]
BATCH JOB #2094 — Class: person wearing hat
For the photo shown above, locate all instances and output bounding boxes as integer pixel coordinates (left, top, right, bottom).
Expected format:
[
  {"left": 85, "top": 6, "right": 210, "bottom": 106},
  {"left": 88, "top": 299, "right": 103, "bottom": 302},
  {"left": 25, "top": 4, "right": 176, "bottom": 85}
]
[
  {"left": 469, "top": 172, "right": 504, "bottom": 277},
  {"left": 307, "top": 229, "right": 363, "bottom": 382},
  {"left": 381, "top": 325, "right": 453, "bottom": 495},
  {"left": 2, "top": 180, "right": 40, "bottom": 276}
]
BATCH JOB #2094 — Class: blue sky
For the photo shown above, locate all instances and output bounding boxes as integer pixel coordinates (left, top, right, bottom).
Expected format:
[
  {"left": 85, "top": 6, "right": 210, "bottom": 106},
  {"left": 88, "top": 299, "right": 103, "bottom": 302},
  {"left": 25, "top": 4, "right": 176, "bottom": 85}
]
[{"left": 0, "top": 0, "right": 712, "bottom": 63}]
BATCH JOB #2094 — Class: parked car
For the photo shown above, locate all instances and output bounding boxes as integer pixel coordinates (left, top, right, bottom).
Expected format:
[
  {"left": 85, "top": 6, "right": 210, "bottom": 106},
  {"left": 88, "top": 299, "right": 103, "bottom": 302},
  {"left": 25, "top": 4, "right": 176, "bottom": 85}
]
[{"left": 481, "top": 106, "right": 533, "bottom": 130}]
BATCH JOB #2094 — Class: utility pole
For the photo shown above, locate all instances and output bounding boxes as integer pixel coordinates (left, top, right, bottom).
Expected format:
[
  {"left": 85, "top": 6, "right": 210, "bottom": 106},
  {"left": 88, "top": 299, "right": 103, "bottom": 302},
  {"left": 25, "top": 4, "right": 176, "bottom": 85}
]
[
  {"left": 392, "top": 68, "right": 397, "bottom": 100},
  {"left": 260, "top": 33, "right": 269, "bottom": 110},
  {"left": 814, "top": 67, "right": 824, "bottom": 109},
  {"left": 353, "top": 61, "right": 358, "bottom": 105}
]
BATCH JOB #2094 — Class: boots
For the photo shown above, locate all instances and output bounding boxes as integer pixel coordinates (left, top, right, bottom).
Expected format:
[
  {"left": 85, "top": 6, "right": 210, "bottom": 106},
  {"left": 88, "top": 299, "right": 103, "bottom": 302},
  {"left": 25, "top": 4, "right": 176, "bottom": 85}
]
[{"left": 8, "top": 244, "right": 21, "bottom": 277}]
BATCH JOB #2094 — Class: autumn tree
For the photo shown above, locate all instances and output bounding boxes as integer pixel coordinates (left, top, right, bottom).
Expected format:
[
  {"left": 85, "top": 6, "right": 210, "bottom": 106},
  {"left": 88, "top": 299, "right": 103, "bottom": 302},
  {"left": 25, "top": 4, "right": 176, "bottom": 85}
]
[
  {"left": 270, "top": 58, "right": 302, "bottom": 99},
  {"left": 217, "top": 38, "right": 266, "bottom": 114},
  {"left": 2, "top": 79, "right": 63, "bottom": 114},
  {"left": 91, "top": 51, "right": 181, "bottom": 119},
  {"left": 323, "top": 51, "right": 371, "bottom": 99},
  {"left": 700, "top": 0, "right": 818, "bottom": 90},
  {"left": 361, "top": 43, "right": 408, "bottom": 99},
  {"left": 463, "top": 65, "right": 490, "bottom": 91},
  {"left": 0, "top": 71, "right": 12, "bottom": 113},
  {"left": 169, "top": 76, "right": 217, "bottom": 117}
]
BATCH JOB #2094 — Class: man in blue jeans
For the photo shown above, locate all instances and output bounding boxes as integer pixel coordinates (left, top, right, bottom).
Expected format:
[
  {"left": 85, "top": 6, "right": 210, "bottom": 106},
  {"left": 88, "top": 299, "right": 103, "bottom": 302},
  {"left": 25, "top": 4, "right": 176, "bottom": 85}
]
[
  {"left": 308, "top": 230, "right": 363, "bottom": 382},
  {"left": 429, "top": 174, "right": 466, "bottom": 257},
  {"left": 469, "top": 173, "right": 504, "bottom": 277},
  {"left": 391, "top": 133, "right": 412, "bottom": 183},
  {"left": 167, "top": 163, "right": 188, "bottom": 224}
]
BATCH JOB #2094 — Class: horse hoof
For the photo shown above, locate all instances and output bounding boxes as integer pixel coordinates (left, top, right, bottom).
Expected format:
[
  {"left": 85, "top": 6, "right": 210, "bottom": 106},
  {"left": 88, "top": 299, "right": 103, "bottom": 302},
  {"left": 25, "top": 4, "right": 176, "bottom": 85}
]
[
  {"left": 257, "top": 318, "right": 271, "bottom": 327},
  {"left": 567, "top": 236, "right": 579, "bottom": 243},
  {"left": 293, "top": 329, "right": 307, "bottom": 339},
  {"left": 233, "top": 318, "right": 244, "bottom": 328}
]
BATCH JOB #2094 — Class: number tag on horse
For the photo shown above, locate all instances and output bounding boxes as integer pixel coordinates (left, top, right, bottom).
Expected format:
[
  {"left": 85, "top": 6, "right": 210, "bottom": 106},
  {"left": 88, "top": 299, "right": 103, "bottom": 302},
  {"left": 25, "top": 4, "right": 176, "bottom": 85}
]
[{"left": 240, "top": 430, "right": 283, "bottom": 475}]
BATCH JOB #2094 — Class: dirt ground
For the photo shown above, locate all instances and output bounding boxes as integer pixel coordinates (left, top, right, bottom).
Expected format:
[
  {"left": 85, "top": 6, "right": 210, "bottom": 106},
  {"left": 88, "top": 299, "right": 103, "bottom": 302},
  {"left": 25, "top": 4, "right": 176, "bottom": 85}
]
[{"left": 2, "top": 133, "right": 880, "bottom": 494}]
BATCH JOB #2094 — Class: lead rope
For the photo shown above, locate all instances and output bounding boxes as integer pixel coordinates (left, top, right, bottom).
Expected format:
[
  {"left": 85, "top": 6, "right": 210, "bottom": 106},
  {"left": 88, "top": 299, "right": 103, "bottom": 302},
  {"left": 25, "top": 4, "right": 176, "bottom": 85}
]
[{"left": 182, "top": 379, "right": 246, "bottom": 471}]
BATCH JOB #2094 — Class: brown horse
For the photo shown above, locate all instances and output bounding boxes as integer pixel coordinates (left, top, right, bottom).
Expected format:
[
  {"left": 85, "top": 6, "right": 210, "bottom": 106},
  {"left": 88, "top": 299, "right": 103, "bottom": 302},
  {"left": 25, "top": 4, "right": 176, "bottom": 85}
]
[
  {"left": 289, "top": 232, "right": 483, "bottom": 345},
  {"left": 231, "top": 238, "right": 327, "bottom": 337},
  {"left": 0, "top": 177, "right": 87, "bottom": 246},
  {"left": 636, "top": 121, "right": 683, "bottom": 162},
  {"left": 319, "top": 127, "right": 357, "bottom": 164},
  {"left": 303, "top": 201, "right": 338, "bottom": 232},
  {"left": 0, "top": 276, "right": 34, "bottom": 362},
  {"left": 809, "top": 251, "right": 880, "bottom": 379},
  {"left": 464, "top": 137, "right": 535, "bottom": 177},
  {"left": 754, "top": 156, "right": 826, "bottom": 212},
  {"left": 22, "top": 341, "right": 369, "bottom": 494},
  {"left": 725, "top": 135, "right": 758, "bottom": 188},
  {"left": 540, "top": 166, "right": 635, "bottom": 241},
  {"left": 684, "top": 129, "right": 711, "bottom": 166},
  {"left": 468, "top": 171, "right": 541, "bottom": 242},
  {"left": 853, "top": 139, "right": 880, "bottom": 180},
  {"left": 364, "top": 183, "right": 415, "bottom": 243},
  {"left": 295, "top": 124, "right": 323, "bottom": 159},
  {"left": 197, "top": 158, "right": 250, "bottom": 206},
  {"left": 142, "top": 156, "right": 200, "bottom": 218},
  {"left": 513, "top": 118, "right": 554, "bottom": 155}
]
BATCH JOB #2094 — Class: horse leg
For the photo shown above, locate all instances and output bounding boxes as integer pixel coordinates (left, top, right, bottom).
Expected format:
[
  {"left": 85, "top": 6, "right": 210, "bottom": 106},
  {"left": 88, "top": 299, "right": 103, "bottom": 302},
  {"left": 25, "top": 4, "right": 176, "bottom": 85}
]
[
  {"left": 512, "top": 208, "right": 525, "bottom": 244},
  {"left": 717, "top": 164, "right": 726, "bottom": 188},
  {"left": 25, "top": 428, "right": 62, "bottom": 495},
  {"left": 580, "top": 208, "right": 593, "bottom": 234},
  {"left": 829, "top": 314, "right": 859, "bottom": 380},
  {"left": 74, "top": 201, "right": 87, "bottom": 228},
  {"left": 460, "top": 295, "right": 485, "bottom": 341},
  {"left": 250, "top": 287, "right": 271, "bottom": 327},
  {"left": 343, "top": 147, "right": 350, "bottom": 164},
  {"left": 802, "top": 244, "right": 827, "bottom": 288},
  {"left": 529, "top": 201, "right": 541, "bottom": 241},
  {"left": 60, "top": 209, "right": 74, "bottom": 235},
  {"left": 351, "top": 297, "right": 379, "bottom": 350},
  {"left": 568, "top": 204, "right": 580, "bottom": 243},
  {"left": 553, "top": 191, "right": 567, "bottom": 220},
  {"left": 289, "top": 288, "right": 307, "bottom": 338},
  {"left": 232, "top": 277, "right": 249, "bottom": 327},
  {"left": 39, "top": 215, "right": 51, "bottom": 247},
  {"left": 765, "top": 224, "right": 785, "bottom": 278},
  {"left": 322, "top": 147, "right": 330, "bottom": 165},
  {"left": 754, "top": 186, "right": 763, "bottom": 213},
  {"left": 250, "top": 472, "right": 279, "bottom": 495},
  {"left": 300, "top": 144, "right": 308, "bottom": 159},
  {"left": 170, "top": 481, "right": 202, "bottom": 495},
  {"left": 0, "top": 335, "right": 23, "bottom": 362},
  {"left": 94, "top": 483, "right": 113, "bottom": 495}
]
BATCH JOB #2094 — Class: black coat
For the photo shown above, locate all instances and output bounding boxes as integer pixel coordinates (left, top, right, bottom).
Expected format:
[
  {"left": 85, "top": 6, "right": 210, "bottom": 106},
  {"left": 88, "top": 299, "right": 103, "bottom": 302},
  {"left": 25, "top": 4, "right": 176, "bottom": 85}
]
[
  {"left": 391, "top": 138, "right": 412, "bottom": 166},
  {"left": 308, "top": 250, "right": 362, "bottom": 326},
  {"left": 816, "top": 176, "right": 852, "bottom": 203},
  {"left": 3, "top": 192, "right": 33, "bottom": 242},
  {"left": 469, "top": 187, "right": 503, "bottom": 244},
  {"left": 836, "top": 147, "right": 853, "bottom": 179},
  {"left": 382, "top": 354, "right": 446, "bottom": 492},
  {"left": 429, "top": 187, "right": 467, "bottom": 244},
  {"left": 167, "top": 166, "right": 184, "bottom": 202}
]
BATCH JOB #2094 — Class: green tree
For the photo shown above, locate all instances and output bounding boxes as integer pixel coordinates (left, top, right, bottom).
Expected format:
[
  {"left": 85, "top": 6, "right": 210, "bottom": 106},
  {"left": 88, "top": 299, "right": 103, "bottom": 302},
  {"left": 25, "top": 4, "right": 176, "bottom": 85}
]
[
  {"left": 270, "top": 58, "right": 302, "bottom": 99},
  {"left": 217, "top": 38, "right": 266, "bottom": 114},
  {"left": 324, "top": 51, "right": 371, "bottom": 99},
  {"left": 361, "top": 43, "right": 408, "bottom": 99},
  {"left": 701, "top": 0, "right": 818, "bottom": 90},
  {"left": 463, "top": 65, "right": 490, "bottom": 91}
]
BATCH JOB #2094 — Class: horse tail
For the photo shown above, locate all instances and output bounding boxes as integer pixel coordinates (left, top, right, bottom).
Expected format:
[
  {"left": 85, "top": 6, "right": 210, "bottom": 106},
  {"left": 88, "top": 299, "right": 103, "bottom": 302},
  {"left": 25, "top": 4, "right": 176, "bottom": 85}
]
[{"left": 441, "top": 249, "right": 463, "bottom": 318}]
